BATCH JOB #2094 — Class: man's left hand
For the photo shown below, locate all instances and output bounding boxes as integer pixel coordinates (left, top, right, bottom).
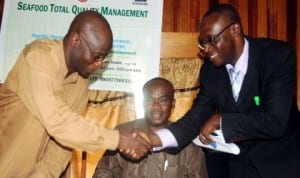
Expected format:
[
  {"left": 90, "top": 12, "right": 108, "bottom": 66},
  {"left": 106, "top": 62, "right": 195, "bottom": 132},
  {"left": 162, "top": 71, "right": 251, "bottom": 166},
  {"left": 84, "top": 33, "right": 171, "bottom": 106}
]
[{"left": 199, "top": 113, "right": 221, "bottom": 144}]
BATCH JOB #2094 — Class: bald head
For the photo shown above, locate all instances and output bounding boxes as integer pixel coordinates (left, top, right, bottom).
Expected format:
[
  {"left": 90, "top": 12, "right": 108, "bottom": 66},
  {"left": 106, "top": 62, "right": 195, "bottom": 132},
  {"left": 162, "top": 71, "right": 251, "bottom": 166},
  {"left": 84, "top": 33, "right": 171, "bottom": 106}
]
[
  {"left": 143, "top": 77, "right": 175, "bottom": 129},
  {"left": 66, "top": 10, "right": 113, "bottom": 50},
  {"left": 63, "top": 11, "right": 113, "bottom": 78},
  {"left": 143, "top": 77, "right": 174, "bottom": 98},
  {"left": 68, "top": 11, "right": 111, "bottom": 33}
]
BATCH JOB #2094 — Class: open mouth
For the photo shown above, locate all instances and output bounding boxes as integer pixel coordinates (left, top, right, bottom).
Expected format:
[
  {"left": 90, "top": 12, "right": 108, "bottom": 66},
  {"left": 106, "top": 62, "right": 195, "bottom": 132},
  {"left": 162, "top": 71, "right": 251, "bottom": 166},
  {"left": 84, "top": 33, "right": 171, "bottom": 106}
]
[
  {"left": 209, "top": 53, "right": 217, "bottom": 61},
  {"left": 151, "top": 111, "right": 162, "bottom": 118},
  {"left": 210, "top": 53, "right": 217, "bottom": 59}
]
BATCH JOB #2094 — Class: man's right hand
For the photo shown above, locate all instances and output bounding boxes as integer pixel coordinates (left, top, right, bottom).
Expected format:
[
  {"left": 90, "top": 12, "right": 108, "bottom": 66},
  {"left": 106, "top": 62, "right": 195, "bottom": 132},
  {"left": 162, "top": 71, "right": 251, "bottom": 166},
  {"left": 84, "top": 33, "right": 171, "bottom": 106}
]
[
  {"left": 117, "top": 128, "right": 152, "bottom": 160},
  {"left": 137, "top": 130, "right": 163, "bottom": 148}
]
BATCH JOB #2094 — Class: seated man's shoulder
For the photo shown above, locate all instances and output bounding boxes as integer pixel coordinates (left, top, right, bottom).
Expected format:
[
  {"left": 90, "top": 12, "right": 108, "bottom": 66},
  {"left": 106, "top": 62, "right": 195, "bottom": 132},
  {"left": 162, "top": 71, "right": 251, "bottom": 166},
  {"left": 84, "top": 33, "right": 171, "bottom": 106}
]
[
  {"left": 177, "top": 142, "right": 205, "bottom": 159},
  {"left": 116, "top": 119, "right": 145, "bottom": 130}
]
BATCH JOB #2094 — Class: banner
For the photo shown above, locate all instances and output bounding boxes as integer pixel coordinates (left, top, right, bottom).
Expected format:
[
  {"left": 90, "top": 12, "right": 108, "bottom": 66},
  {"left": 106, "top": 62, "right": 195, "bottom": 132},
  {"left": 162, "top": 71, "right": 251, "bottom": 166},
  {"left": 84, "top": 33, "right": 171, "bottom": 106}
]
[{"left": 0, "top": 0, "right": 163, "bottom": 117}]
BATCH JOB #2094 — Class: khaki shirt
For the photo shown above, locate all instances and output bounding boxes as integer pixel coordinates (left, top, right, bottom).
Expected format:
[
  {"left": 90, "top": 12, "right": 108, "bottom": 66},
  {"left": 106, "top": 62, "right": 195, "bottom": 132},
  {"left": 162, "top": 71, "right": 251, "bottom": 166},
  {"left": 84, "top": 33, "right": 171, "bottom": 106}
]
[{"left": 0, "top": 39, "right": 119, "bottom": 177}]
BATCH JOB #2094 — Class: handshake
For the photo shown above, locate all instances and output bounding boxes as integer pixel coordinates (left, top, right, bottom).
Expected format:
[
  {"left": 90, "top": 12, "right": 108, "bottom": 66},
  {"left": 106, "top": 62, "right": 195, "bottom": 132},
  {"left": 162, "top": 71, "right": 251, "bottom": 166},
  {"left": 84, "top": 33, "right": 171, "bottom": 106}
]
[{"left": 117, "top": 127, "right": 161, "bottom": 160}]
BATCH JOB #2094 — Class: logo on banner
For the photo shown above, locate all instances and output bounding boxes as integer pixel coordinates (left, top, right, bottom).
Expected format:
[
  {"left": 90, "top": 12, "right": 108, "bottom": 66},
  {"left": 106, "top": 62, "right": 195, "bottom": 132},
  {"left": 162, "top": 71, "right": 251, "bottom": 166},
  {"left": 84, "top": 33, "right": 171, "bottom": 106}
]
[
  {"left": 132, "top": 0, "right": 148, "bottom": 5},
  {"left": 78, "top": 0, "right": 88, "bottom": 2}
]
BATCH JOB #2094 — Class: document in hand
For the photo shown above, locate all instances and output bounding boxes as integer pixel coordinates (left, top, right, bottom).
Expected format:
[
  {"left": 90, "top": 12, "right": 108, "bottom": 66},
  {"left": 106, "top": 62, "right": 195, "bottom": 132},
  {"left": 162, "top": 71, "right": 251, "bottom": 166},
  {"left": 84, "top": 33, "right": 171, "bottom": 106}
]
[{"left": 193, "top": 130, "right": 240, "bottom": 155}]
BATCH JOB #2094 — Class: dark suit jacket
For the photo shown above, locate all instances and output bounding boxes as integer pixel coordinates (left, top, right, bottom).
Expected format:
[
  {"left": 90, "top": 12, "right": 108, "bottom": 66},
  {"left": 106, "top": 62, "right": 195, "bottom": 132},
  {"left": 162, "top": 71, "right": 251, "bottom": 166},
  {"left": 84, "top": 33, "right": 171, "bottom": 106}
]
[{"left": 168, "top": 37, "right": 300, "bottom": 178}]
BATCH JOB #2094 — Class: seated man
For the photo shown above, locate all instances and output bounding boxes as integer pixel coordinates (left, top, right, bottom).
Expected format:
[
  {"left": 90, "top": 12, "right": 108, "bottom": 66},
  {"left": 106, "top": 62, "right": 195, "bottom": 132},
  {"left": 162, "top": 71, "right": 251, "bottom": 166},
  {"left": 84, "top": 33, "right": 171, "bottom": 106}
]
[{"left": 93, "top": 77, "right": 208, "bottom": 178}]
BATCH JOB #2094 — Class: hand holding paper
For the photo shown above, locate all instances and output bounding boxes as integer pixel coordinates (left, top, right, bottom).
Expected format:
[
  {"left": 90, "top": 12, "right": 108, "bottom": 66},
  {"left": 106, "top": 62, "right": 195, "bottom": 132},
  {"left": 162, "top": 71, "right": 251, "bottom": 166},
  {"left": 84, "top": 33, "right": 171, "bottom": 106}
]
[{"left": 193, "top": 130, "right": 240, "bottom": 155}]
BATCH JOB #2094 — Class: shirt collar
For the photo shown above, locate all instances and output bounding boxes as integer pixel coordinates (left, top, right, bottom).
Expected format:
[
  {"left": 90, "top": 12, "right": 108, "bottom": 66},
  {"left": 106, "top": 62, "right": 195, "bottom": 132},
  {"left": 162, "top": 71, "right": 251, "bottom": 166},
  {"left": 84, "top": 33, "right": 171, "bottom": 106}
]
[
  {"left": 58, "top": 40, "right": 80, "bottom": 84},
  {"left": 226, "top": 38, "right": 249, "bottom": 75}
]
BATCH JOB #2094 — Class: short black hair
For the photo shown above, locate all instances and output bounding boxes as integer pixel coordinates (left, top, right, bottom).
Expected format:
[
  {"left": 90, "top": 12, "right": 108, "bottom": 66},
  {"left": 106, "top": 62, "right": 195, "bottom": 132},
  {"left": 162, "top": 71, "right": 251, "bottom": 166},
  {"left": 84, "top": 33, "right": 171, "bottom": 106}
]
[{"left": 204, "top": 4, "right": 241, "bottom": 24}]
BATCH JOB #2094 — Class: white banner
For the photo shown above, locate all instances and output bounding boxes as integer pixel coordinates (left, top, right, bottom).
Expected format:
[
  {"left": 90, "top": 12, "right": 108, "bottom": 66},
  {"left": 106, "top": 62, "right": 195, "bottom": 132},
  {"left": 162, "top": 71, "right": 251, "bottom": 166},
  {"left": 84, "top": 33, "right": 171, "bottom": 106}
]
[{"left": 0, "top": 0, "right": 163, "bottom": 117}]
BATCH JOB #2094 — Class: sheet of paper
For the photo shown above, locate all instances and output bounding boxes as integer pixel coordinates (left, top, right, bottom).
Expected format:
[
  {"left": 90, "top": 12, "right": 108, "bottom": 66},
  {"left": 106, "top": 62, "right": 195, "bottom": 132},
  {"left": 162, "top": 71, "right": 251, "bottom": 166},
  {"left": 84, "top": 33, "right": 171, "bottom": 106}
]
[{"left": 193, "top": 130, "right": 240, "bottom": 155}]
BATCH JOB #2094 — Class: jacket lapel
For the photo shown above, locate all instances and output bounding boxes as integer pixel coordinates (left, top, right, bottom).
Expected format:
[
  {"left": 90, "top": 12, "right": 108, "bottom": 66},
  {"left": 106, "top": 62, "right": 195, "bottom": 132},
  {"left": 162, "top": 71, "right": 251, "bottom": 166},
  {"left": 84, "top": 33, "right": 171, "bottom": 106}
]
[
  {"left": 220, "top": 67, "right": 236, "bottom": 104},
  {"left": 236, "top": 38, "right": 260, "bottom": 105}
]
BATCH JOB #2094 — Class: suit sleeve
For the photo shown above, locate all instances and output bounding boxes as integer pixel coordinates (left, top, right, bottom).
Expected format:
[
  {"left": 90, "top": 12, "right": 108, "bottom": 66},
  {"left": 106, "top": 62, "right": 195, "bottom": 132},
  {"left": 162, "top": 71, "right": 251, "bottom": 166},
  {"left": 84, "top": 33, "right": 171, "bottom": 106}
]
[{"left": 168, "top": 61, "right": 217, "bottom": 149}]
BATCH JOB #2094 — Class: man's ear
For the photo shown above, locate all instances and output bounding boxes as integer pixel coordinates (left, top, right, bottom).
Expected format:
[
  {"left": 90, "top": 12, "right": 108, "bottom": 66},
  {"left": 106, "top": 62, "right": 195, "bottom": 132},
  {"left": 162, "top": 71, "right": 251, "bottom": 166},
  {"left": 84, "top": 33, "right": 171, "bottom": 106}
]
[
  {"left": 143, "top": 99, "right": 147, "bottom": 108},
  {"left": 231, "top": 23, "right": 241, "bottom": 36},
  {"left": 70, "top": 32, "right": 80, "bottom": 46},
  {"left": 172, "top": 98, "right": 176, "bottom": 108}
]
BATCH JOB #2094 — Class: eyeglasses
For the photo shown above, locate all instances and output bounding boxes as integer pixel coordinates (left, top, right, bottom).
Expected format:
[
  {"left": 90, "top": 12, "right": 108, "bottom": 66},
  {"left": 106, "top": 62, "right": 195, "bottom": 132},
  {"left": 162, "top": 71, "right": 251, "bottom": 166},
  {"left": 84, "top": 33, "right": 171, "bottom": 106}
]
[
  {"left": 77, "top": 33, "right": 107, "bottom": 62},
  {"left": 198, "top": 22, "right": 235, "bottom": 49}
]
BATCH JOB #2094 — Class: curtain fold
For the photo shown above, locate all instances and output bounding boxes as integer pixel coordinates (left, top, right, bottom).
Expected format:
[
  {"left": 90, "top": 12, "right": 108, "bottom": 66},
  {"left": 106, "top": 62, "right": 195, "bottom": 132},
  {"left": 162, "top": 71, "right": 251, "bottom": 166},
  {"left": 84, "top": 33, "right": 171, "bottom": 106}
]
[{"left": 160, "top": 57, "right": 202, "bottom": 122}]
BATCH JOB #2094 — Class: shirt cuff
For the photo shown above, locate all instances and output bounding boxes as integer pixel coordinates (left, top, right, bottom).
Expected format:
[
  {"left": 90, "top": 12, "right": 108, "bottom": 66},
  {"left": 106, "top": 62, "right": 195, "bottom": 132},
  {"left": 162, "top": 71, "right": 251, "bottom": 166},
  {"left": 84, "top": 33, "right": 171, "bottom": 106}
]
[
  {"left": 219, "top": 116, "right": 225, "bottom": 140},
  {"left": 220, "top": 115, "right": 222, "bottom": 130},
  {"left": 152, "top": 128, "right": 178, "bottom": 151}
]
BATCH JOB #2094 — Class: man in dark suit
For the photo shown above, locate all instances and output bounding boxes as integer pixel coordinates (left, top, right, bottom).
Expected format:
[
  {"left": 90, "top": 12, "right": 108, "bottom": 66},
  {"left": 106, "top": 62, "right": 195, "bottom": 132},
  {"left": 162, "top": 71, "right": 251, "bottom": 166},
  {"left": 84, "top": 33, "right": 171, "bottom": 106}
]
[{"left": 144, "top": 4, "right": 300, "bottom": 178}]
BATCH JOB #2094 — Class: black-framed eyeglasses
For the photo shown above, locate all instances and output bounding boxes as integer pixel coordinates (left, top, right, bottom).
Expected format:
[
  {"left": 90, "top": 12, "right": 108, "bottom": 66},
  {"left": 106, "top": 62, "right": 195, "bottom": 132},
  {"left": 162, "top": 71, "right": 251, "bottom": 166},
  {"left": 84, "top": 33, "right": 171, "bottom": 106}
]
[
  {"left": 198, "top": 22, "right": 236, "bottom": 49},
  {"left": 77, "top": 33, "right": 106, "bottom": 62}
]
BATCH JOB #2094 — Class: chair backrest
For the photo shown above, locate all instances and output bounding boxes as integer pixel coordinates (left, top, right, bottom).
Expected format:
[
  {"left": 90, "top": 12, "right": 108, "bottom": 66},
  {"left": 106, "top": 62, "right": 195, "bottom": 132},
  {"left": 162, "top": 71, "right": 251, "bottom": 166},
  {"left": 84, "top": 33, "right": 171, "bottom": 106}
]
[{"left": 160, "top": 32, "right": 199, "bottom": 58}]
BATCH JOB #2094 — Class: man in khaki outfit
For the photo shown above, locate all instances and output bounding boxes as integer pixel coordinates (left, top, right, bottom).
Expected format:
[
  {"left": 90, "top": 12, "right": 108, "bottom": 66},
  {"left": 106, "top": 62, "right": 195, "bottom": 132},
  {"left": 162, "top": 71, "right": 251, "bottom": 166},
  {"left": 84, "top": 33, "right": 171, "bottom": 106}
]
[{"left": 0, "top": 10, "right": 150, "bottom": 178}]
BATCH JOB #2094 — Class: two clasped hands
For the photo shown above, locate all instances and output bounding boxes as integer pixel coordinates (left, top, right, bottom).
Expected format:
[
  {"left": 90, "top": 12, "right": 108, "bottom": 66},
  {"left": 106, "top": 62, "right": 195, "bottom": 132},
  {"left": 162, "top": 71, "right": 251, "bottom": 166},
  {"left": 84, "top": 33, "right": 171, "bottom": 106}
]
[
  {"left": 117, "top": 113, "right": 221, "bottom": 160},
  {"left": 117, "top": 127, "right": 160, "bottom": 160}
]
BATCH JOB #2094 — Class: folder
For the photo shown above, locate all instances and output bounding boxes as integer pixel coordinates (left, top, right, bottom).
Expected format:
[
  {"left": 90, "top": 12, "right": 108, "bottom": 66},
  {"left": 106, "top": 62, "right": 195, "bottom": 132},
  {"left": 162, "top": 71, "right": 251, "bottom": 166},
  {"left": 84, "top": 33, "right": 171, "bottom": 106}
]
[{"left": 193, "top": 129, "right": 240, "bottom": 155}]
